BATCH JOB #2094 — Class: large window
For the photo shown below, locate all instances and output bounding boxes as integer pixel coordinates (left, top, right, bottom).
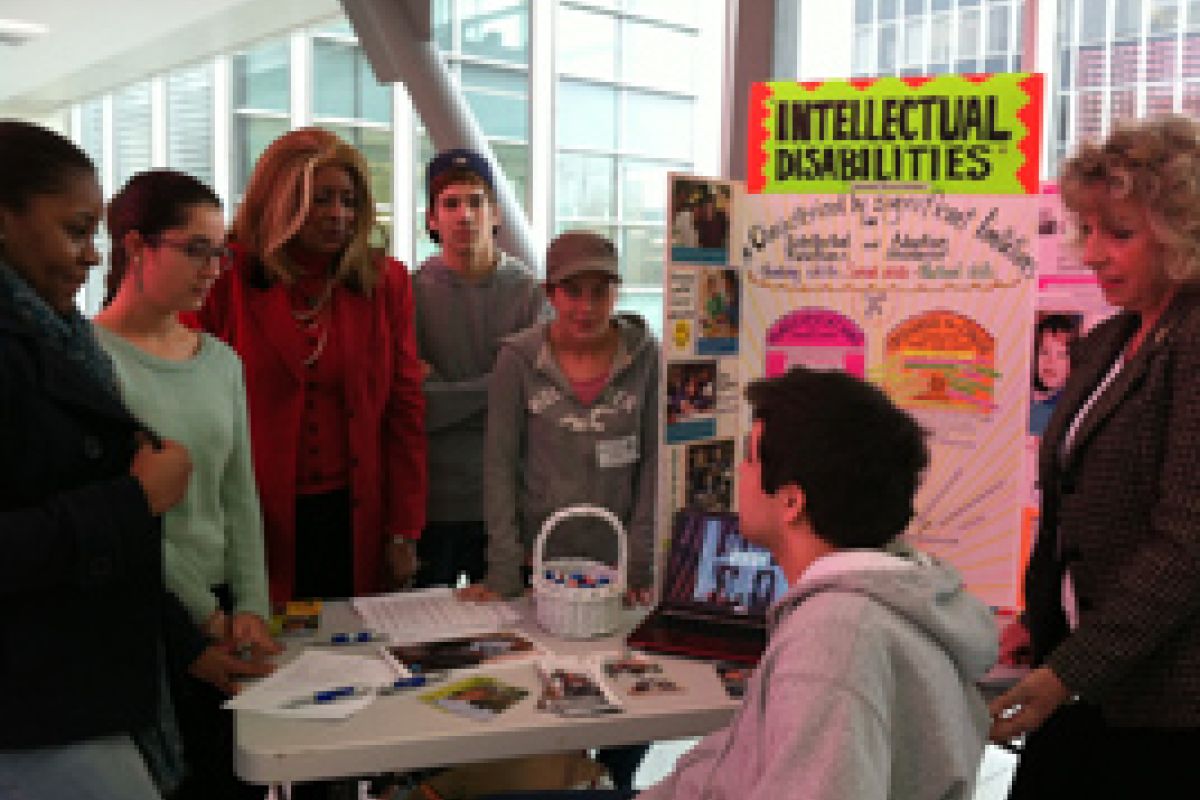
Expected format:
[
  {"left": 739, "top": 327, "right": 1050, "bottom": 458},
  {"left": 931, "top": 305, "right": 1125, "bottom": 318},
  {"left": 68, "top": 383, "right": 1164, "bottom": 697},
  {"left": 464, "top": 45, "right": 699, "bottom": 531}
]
[
  {"left": 69, "top": 4, "right": 721, "bottom": 331},
  {"left": 77, "top": 98, "right": 105, "bottom": 181},
  {"left": 232, "top": 38, "right": 291, "bottom": 200},
  {"left": 555, "top": 0, "right": 701, "bottom": 318},
  {"left": 1056, "top": 0, "right": 1200, "bottom": 172},
  {"left": 414, "top": 0, "right": 531, "bottom": 268},
  {"left": 167, "top": 63, "right": 216, "bottom": 187},
  {"left": 112, "top": 82, "right": 152, "bottom": 190},
  {"left": 852, "top": 0, "right": 1025, "bottom": 77},
  {"left": 312, "top": 21, "right": 395, "bottom": 243}
]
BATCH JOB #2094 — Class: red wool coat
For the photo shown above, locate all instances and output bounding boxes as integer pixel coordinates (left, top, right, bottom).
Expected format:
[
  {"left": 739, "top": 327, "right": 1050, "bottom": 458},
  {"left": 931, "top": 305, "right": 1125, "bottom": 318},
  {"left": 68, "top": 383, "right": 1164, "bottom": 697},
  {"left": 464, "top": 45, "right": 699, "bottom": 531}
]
[{"left": 187, "top": 245, "right": 426, "bottom": 601}]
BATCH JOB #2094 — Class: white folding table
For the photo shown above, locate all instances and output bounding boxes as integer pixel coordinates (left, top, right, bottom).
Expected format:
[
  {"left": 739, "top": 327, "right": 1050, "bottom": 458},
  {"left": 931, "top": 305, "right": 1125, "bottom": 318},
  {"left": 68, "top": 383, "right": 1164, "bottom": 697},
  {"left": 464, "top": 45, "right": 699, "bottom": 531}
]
[{"left": 234, "top": 600, "right": 739, "bottom": 785}]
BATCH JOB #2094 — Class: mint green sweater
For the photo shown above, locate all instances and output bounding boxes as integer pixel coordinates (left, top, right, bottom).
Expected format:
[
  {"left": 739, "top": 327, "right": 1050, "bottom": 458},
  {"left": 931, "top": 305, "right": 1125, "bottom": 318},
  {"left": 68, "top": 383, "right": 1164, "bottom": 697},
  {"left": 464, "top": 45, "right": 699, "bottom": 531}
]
[{"left": 96, "top": 327, "right": 270, "bottom": 624}]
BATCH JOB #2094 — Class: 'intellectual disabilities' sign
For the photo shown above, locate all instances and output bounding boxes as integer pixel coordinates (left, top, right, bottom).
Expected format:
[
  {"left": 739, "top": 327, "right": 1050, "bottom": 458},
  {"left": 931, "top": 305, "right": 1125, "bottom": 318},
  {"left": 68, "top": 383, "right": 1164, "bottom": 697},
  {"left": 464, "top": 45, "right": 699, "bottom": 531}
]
[{"left": 748, "top": 73, "right": 1043, "bottom": 195}]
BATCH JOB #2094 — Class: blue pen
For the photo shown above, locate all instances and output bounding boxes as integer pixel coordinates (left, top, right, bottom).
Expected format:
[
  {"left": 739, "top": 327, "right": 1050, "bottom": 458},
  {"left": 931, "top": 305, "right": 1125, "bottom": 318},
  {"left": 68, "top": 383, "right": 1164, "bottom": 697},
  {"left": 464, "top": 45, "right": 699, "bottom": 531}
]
[
  {"left": 284, "top": 685, "right": 366, "bottom": 708},
  {"left": 327, "top": 631, "right": 384, "bottom": 645},
  {"left": 378, "top": 675, "right": 427, "bottom": 695},
  {"left": 377, "top": 670, "right": 449, "bottom": 695}
]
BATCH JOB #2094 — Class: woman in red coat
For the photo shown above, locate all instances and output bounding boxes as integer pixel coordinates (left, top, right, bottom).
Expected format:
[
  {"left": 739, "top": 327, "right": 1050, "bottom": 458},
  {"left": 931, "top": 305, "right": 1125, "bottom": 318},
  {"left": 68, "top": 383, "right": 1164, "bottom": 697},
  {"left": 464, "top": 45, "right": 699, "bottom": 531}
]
[{"left": 189, "top": 128, "right": 426, "bottom": 602}]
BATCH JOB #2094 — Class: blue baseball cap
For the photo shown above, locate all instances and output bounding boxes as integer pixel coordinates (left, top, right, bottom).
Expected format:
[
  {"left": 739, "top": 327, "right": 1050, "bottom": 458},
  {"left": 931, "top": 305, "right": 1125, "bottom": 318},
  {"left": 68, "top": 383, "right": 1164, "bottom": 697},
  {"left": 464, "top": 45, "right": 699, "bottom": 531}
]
[{"left": 425, "top": 148, "right": 496, "bottom": 203}]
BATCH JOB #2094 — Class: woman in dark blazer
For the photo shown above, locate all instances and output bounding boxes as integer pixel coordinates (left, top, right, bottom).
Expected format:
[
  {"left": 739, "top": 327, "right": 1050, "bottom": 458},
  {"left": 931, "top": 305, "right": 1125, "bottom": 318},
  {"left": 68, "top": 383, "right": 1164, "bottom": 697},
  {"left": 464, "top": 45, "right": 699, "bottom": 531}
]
[
  {"left": 990, "top": 116, "right": 1200, "bottom": 796},
  {"left": 0, "top": 122, "right": 267, "bottom": 800}
]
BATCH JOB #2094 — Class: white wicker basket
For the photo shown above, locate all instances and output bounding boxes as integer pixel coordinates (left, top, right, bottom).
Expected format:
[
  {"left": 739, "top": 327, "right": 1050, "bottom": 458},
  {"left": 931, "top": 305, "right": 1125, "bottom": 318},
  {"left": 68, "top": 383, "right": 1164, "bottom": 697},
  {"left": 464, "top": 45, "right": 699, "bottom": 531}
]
[{"left": 532, "top": 504, "right": 627, "bottom": 639}]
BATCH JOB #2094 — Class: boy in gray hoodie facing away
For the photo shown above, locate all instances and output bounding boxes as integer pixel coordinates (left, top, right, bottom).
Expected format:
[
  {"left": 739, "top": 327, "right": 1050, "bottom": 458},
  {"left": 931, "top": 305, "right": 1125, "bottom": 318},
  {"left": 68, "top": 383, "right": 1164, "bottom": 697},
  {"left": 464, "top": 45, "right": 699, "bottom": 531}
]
[
  {"left": 637, "top": 366, "right": 998, "bottom": 800},
  {"left": 412, "top": 148, "right": 544, "bottom": 588}
]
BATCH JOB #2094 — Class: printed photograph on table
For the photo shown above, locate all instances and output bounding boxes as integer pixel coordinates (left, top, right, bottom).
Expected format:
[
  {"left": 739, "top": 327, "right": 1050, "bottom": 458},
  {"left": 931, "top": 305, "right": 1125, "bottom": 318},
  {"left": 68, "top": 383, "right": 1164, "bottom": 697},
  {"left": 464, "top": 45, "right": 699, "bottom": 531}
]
[
  {"left": 421, "top": 676, "right": 529, "bottom": 721},
  {"left": 1028, "top": 311, "right": 1081, "bottom": 437},
  {"left": 685, "top": 439, "right": 735, "bottom": 512},
  {"left": 670, "top": 176, "right": 733, "bottom": 264},
  {"left": 665, "top": 360, "right": 718, "bottom": 443},
  {"left": 697, "top": 269, "right": 740, "bottom": 355},
  {"left": 536, "top": 663, "right": 621, "bottom": 717},
  {"left": 601, "top": 655, "right": 683, "bottom": 697},
  {"left": 601, "top": 654, "right": 664, "bottom": 679},
  {"left": 382, "top": 632, "right": 540, "bottom": 673},
  {"left": 627, "top": 676, "right": 683, "bottom": 696}
]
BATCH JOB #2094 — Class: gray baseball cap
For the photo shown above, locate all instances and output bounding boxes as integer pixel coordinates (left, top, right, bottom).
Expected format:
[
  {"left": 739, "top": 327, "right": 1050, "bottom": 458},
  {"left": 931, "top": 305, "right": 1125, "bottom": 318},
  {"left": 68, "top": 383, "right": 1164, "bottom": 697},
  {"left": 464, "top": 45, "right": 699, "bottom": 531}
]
[{"left": 546, "top": 230, "right": 620, "bottom": 284}]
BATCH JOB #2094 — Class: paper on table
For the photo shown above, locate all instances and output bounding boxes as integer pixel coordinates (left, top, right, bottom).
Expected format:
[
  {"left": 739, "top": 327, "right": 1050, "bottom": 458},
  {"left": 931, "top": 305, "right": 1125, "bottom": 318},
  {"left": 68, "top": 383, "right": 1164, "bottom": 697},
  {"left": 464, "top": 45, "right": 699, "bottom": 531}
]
[
  {"left": 224, "top": 650, "right": 401, "bottom": 720},
  {"left": 354, "top": 587, "right": 522, "bottom": 644}
]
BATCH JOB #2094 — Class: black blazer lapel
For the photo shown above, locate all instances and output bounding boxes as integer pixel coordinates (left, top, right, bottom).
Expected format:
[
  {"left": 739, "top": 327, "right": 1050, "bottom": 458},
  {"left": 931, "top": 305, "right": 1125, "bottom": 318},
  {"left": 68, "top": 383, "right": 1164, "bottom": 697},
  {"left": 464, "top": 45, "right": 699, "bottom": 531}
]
[{"left": 1060, "top": 294, "right": 1192, "bottom": 477}]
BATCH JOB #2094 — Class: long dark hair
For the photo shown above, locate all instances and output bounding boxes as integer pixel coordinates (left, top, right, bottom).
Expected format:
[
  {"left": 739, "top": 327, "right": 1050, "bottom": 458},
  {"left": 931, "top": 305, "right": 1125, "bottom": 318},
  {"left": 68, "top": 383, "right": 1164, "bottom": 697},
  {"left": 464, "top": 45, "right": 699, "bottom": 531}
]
[
  {"left": 104, "top": 169, "right": 221, "bottom": 305},
  {"left": 0, "top": 120, "right": 94, "bottom": 212}
]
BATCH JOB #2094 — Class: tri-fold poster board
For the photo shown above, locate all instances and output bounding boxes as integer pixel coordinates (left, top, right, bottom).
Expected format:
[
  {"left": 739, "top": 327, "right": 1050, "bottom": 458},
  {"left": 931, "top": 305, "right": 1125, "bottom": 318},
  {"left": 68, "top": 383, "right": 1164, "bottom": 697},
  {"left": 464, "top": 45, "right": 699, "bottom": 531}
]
[{"left": 656, "top": 73, "right": 1087, "bottom": 611}]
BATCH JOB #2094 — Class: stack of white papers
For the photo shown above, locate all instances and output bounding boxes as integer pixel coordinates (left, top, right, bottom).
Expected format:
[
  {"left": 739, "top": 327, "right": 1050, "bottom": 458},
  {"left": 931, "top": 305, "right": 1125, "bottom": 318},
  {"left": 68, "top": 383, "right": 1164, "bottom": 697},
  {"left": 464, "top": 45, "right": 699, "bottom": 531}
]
[
  {"left": 354, "top": 587, "right": 521, "bottom": 644},
  {"left": 224, "top": 650, "right": 399, "bottom": 720}
]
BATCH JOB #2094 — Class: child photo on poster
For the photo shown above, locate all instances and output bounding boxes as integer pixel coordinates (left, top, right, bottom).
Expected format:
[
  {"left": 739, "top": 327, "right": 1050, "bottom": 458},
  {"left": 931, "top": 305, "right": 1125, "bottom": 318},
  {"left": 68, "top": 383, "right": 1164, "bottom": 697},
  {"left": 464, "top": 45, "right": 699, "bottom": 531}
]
[
  {"left": 697, "top": 269, "right": 740, "bottom": 355},
  {"left": 1028, "top": 312, "right": 1081, "bottom": 436}
]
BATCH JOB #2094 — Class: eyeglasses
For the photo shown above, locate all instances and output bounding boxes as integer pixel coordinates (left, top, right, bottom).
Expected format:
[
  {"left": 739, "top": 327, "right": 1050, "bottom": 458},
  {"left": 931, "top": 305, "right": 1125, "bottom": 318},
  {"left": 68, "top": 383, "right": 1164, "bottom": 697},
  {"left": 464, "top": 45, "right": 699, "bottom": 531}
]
[{"left": 149, "top": 237, "right": 232, "bottom": 268}]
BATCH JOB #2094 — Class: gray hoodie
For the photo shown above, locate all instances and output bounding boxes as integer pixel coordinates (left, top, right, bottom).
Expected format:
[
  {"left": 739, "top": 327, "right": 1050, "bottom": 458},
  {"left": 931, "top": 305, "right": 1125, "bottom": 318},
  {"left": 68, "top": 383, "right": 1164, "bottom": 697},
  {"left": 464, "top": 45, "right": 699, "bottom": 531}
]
[
  {"left": 640, "top": 543, "right": 998, "bottom": 800},
  {"left": 484, "top": 315, "right": 659, "bottom": 596},
  {"left": 413, "top": 252, "right": 543, "bottom": 522}
]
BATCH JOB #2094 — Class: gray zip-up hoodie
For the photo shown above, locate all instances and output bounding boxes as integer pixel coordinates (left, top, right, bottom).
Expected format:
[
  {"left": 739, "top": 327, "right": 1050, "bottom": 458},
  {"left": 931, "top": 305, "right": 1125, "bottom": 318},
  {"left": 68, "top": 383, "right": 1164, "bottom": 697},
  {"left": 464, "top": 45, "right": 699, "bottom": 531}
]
[
  {"left": 640, "top": 543, "right": 998, "bottom": 800},
  {"left": 413, "top": 252, "right": 543, "bottom": 522},
  {"left": 484, "top": 314, "right": 659, "bottom": 596}
]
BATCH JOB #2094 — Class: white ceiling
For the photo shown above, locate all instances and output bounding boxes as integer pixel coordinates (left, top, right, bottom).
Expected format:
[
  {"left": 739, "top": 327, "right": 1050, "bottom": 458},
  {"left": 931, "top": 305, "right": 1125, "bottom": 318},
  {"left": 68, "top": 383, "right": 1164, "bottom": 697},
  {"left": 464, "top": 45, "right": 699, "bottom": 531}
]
[{"left": 0, "top": 0, "right": 340, "bottom": 116}]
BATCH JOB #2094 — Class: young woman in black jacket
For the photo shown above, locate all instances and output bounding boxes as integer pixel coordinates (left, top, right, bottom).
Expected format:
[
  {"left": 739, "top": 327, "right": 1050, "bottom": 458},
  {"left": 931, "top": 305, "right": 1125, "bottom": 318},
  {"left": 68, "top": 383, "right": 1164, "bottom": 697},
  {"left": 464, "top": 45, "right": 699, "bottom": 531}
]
[{"left": 0, "top": 121, "right": 269, "bottom": 800}]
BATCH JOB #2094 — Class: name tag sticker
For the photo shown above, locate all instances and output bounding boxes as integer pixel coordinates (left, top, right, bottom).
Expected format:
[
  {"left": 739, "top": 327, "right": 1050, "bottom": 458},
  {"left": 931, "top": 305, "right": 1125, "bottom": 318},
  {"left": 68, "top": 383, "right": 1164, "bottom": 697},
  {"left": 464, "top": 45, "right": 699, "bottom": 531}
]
[{"left": 596, "top": 434, "right": 638, "bottom": 468}]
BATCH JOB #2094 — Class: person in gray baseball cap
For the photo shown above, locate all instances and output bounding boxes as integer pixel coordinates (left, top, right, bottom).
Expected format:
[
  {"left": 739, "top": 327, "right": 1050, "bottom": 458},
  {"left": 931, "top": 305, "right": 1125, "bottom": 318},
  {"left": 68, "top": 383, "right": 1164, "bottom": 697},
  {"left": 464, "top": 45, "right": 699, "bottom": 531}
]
[
  {"left": 461, "top": 229, "right": 658, "bottom": 790},
  {"left": 459, "top": 229, "right": 657, "bottom": 606}
]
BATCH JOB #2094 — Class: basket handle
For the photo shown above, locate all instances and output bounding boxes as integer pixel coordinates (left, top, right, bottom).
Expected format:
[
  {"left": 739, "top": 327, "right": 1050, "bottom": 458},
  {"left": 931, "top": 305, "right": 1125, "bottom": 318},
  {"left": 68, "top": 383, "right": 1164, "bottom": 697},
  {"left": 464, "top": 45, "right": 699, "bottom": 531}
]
[{"left": 532, "top": 504, "right": 628, "bottom": 593}]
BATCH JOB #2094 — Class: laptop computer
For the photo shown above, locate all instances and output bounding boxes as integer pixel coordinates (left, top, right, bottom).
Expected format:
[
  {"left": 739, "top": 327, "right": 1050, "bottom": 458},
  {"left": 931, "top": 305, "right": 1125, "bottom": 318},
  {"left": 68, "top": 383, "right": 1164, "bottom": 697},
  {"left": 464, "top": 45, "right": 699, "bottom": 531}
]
[{"left": 627, "top": 509, "right": 789, "bottom": 665}]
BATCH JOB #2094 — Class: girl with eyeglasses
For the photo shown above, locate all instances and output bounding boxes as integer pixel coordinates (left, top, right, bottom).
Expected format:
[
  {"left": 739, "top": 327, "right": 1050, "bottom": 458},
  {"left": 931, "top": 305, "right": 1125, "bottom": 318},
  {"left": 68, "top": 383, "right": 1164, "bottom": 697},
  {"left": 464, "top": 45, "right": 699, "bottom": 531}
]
[{"left": 94, "top": 169, "right": 277, "bottom": 800}]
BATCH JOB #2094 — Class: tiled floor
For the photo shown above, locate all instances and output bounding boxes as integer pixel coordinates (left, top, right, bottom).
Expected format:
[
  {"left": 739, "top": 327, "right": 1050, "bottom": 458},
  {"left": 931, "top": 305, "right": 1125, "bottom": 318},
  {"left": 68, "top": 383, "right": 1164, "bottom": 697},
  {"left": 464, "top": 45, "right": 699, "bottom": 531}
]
[{"left": 634, "top": 739, "right": 1018, "bottom": 798}]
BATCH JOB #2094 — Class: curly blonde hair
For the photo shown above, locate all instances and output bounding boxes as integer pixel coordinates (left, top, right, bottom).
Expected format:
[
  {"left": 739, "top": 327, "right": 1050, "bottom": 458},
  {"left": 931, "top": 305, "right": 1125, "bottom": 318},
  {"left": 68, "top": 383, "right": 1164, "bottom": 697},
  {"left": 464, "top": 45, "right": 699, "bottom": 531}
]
[
  {"left": 1059, "top": 115, "right": 1200, "bottom": 283},
  {"left": 233, "top": 127, "right": 380, "bottom": 293}
]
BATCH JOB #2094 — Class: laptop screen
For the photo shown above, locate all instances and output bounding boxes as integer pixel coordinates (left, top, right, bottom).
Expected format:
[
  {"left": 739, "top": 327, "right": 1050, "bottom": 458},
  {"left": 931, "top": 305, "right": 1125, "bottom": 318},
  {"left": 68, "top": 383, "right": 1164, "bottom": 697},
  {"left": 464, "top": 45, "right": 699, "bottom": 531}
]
[{"left": 660, "top": 510, "right": 789, "bottom": 616}]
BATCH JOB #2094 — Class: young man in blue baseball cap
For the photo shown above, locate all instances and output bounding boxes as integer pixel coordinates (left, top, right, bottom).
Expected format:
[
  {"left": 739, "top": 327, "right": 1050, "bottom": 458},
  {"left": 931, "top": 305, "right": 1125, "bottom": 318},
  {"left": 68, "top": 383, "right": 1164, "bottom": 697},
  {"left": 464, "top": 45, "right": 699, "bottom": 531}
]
[{"left": 411, "top": 148, "right": 543, "bottom": 589}]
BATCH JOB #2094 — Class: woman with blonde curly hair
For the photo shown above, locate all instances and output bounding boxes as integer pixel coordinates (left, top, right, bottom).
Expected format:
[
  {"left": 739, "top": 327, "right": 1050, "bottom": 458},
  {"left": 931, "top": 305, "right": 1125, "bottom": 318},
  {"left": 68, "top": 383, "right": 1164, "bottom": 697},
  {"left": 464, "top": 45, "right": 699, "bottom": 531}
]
[
  {"left": 187, "top": 127, "right": 426, "bottom": 608},
  {"left": 991, "top": 115, "right": 1200, "bottom": 796}
]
